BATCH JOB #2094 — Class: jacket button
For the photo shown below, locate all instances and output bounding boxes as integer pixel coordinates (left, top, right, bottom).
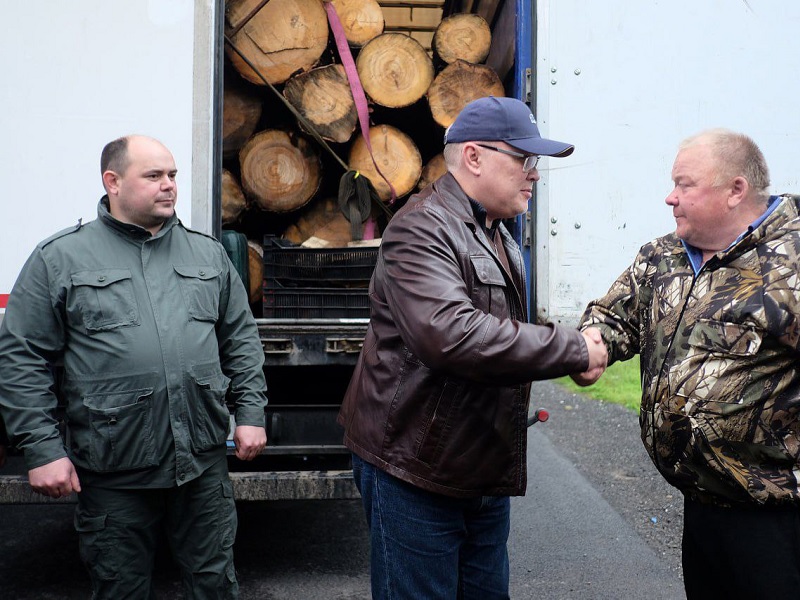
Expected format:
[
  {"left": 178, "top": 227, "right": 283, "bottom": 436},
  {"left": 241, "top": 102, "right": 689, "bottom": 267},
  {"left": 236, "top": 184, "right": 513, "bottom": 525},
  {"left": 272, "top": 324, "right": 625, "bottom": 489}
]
[
  {"left": 98, "top": 276, "right": 106, "bottom": 282},
  {"left": 199, "top": 270, "right": 206, "bottom": 276}
]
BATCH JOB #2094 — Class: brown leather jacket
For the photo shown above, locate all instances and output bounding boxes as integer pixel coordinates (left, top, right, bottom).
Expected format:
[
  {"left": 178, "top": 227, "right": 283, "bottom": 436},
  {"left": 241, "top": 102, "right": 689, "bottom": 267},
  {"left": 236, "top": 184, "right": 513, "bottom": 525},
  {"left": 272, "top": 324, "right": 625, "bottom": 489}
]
[{"left": 338, "top": 173, "right": 588, "bottom": 497}]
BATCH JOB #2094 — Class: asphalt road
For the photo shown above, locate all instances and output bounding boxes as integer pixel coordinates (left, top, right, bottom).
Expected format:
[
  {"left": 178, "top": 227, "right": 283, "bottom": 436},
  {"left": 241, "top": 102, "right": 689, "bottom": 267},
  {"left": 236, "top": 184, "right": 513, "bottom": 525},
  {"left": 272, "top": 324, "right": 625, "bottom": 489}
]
[{"left": 0, "top": 381, "right": 685, "bottom": 599}]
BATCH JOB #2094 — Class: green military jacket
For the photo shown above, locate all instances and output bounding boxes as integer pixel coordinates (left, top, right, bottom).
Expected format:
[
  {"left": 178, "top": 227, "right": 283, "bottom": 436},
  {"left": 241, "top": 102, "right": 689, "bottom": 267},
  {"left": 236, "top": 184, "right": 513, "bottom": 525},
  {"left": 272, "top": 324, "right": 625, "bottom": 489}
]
[
  {"left": 0, "top": 199, "right": 267, "bottom": 487},
  {"left": 582, "top": 194, "right": 800, "bottom": 506}
]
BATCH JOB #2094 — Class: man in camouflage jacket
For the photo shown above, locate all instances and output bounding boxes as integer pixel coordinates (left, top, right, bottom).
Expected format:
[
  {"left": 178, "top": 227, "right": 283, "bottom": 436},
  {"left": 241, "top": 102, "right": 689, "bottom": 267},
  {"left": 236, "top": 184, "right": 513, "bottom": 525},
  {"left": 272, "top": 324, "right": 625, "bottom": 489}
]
[{"left": 576, "top": 129, "right": 800, "bottom": 599}]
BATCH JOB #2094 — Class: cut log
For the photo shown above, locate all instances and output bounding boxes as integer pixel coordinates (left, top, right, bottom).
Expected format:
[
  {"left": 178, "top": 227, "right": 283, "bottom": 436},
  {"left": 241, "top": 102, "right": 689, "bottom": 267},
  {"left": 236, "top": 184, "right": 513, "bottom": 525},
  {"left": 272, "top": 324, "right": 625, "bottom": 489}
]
[
  {"left": 417, "top": 153, "right": 447, "bottom": 190},
  {"left": 348, "top": 124, "right": 422, "bottom": 202},
  {"left": 433, "top": 13, "right": 491, "bottom": 65},
  {"left": 427, "top": 60, "right": 505, "bottom": 128},
  {"left": 239, "top": 129, "right": 322, "bottom": 213},
  {"left": 223, "top": 84, "right": 262, "bottom": 160},
  {"left": 246, "top": 240, "right": 263, "bottom": 304},
  {"left": 225, "top": 0, "right": 329, "bottom": 85},
  {"left": 283, "top": 65, "right": 357, "bottom": 143},
  {"left": 221, "top": 169, "right": 248, "bottom": 225},
  {"left": 356, "top": 33, "right": 434, "bottom": 108},
  {"left": 329, "top": 0, "right": 385, "bottom": 47},
  {"left": 283, "top": 197, "right": 356, "bottom": 247}
]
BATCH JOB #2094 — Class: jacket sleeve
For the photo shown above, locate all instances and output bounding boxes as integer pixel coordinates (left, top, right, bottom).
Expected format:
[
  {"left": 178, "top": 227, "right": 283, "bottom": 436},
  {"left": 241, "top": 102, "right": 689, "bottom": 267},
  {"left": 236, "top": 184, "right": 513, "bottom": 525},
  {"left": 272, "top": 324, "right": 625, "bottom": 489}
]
[
  {"left": 379, "top": 204, "right": 588, "bottom": 384},
  {"left": 0, "top": 249, "right": 68, "bottom": 469},
  {"left": 214, "top": 246, "right": 268, "bottom": 428},
  {"left": 579, "top": 245, "right": 653, "bottom": 364}
]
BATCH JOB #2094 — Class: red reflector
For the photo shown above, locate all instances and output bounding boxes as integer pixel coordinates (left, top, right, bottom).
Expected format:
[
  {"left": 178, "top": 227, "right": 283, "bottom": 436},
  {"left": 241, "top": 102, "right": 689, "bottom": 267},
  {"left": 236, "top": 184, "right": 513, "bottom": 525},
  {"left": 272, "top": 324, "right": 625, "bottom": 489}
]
[{"left": 535, "top": 409, "right": 550, "bottom": 422}]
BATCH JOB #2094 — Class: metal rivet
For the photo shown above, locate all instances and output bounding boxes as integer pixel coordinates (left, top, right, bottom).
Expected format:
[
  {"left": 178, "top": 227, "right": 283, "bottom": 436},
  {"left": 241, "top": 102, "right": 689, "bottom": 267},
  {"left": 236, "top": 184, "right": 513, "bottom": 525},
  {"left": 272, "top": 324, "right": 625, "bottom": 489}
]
[
  {"left": 550, "top": 67, "right": 557, "bottom": 73},
  {"left": 550, "top": 229, "right": 558, "bottom": 236},
  {"left": 199, "top": 270, "right": 205, "bottom": 276},
  {"left": 550, "top": 217, "right": 558, "bottom": 224},
  {"left": 574, "top": 222, "right": 582, "bottom": 229},
  {"left": 97, "top": 276, "right": 106, "bottom": 282},
  {"left": 574, "top": 68, "right": 581, "bottom": 75},
  {"left": 551, "top": 79, "right": 557, "bottom": 85}
]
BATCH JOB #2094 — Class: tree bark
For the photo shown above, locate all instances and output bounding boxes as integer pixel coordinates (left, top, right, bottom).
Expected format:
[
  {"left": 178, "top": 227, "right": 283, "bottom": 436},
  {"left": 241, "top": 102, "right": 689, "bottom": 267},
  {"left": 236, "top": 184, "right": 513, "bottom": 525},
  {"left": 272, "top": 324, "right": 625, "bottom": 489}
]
[
  {"left": 247, "top": 239, "right": 263, "bottom": 304},
  {"left": 348, "top": 124, "right": 422, "bottom": 202},
  {"left": 356, "top": 33, "right": 434, "bottom": 107},
  {"left": 225, "top": 0, "right": 329, "bottom": 85},
  {"left": 239, "top": 129, "right": 322, "bottom": 213},
  {"left": 223, "top": 84, "right": 262, "bottom": 160},
  {"left": 328, "top": 0, "right": 385, "bottom": 47},
  {"left": 283, "top": 64, "right": 357, "bottom": 143},
  {"left": 417, "top": 153, "right": 447, "bottom": 190},
  {"left": 283, "top": 197, "right": 356, "bottom": 246},
  {"left": 427, "top": 59, "right": 505, "bottom": 128},
  {"left": 433, "top": 13, "right": 491, "bottom": 66},
  {"left": 221, "top": 169, "right": 248, "bottom": 225}
]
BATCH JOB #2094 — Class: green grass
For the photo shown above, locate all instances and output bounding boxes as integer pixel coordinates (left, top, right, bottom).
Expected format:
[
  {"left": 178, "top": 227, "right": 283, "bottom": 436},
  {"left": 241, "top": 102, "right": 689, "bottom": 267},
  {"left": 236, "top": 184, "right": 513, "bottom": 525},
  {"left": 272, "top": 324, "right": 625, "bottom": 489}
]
[{"left": 554, "top": 355, "right": 642, "bottom": 412}]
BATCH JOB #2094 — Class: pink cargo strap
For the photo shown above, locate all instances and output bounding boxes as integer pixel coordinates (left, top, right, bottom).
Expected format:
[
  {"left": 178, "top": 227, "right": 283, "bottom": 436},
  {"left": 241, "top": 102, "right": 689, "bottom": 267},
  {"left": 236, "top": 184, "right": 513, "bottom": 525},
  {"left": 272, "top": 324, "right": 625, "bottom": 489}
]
[{"left": 324, "top": 1, "right": 397, "bottom": 204}]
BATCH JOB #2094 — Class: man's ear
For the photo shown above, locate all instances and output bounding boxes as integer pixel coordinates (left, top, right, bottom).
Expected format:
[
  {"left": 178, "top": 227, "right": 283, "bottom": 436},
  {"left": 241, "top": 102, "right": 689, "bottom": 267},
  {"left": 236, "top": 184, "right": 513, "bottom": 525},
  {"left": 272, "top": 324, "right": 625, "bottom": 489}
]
[
  {"left": 728, "top": 176, "right": 749, "bottom": 208},
  {"left": 102, "top": 170, "right": 120, "bottom": 195},
  {"left": 463, "top": 143, "right": 482, "bottom": 175}
]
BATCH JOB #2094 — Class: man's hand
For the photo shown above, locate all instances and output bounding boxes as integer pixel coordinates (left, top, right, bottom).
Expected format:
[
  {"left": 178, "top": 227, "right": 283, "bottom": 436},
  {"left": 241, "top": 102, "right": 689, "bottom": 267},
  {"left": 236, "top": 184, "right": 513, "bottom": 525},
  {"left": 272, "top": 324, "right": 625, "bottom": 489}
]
[
  {"left": 233, "top": 425, "right": 267, "bottom": 461},
  {"left": 572, "top": 328, "right": 608, "bottom": 386},
  {"left": 29, "top": 457, "right": 81, "bottom": 498}
]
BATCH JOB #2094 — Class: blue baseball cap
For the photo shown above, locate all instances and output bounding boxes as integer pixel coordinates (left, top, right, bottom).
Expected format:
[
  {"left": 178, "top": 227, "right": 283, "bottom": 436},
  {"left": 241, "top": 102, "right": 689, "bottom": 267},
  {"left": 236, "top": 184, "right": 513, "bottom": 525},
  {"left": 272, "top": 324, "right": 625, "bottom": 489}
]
[{"left": 443, "top": 96, "right": 574, "bottom": 157}]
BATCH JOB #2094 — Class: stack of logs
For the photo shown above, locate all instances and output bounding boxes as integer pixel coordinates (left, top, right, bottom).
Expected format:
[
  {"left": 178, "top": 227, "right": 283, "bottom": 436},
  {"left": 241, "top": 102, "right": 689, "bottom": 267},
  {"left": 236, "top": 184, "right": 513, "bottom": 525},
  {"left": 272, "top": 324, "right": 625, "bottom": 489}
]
[{"left": 222, "top": 0, "right": 507, "bottom": 302}]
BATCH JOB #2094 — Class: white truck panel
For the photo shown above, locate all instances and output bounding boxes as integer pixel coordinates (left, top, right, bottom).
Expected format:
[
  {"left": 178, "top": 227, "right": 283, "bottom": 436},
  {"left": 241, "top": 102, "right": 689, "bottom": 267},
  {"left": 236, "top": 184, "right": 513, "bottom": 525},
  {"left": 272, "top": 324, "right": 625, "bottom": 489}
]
[
  {"left": 0, "top": 0, "right": 212, "bottom": 304},
  {"left": 535, "top": 0, "right": 800, "bottom": 324}
]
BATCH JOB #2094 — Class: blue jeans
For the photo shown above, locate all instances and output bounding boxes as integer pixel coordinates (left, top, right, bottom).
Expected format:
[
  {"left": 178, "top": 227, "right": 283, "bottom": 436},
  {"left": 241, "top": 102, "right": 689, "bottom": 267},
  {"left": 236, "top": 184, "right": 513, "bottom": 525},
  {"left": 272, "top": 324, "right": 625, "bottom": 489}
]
[{"left": 352, "top": 454, "right": 511, "bottom": 600}]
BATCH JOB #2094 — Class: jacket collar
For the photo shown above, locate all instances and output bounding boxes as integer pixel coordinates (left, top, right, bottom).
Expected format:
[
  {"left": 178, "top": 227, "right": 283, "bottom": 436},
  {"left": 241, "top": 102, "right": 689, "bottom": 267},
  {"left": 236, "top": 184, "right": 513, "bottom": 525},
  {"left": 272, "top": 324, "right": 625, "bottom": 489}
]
[{"left": 98, "top": 195, "right": 179, "bottom": 240}]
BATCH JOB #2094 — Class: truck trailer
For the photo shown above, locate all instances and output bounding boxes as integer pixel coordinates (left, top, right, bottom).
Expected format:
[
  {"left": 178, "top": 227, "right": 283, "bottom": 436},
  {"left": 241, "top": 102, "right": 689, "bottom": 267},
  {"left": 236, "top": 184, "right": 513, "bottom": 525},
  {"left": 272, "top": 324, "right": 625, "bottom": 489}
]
[{"left": 2, "top": 0, "right": 800, "bottom": 503}]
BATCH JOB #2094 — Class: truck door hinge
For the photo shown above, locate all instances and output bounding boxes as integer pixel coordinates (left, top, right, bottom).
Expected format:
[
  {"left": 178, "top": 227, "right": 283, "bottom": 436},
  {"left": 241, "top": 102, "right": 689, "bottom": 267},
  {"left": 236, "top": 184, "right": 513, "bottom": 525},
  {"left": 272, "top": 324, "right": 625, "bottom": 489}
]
[
  {"left": 523, "top": 211, "right": 532, "bottom": 248},
  {"left": 525, "top": 68, "right": 532, "bottom": 104}
]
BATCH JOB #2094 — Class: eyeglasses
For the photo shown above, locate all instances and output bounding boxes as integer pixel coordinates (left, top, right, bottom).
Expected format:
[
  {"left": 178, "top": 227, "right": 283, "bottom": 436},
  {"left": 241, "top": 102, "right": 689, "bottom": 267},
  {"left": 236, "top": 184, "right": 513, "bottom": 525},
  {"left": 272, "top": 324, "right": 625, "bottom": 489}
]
[{"left": 475, "top": 144, "right": 540, "bottom": 172}]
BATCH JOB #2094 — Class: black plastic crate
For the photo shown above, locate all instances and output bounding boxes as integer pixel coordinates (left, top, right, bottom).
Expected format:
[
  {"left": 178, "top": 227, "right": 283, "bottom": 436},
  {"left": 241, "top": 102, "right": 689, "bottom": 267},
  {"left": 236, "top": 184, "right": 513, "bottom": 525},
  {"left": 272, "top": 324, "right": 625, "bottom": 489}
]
[
  {"left": 262, "top": 238, "right": 378, "bottom": 288},
  {"left": 262, "top": 288, "right": 370, "bottom": 319}
]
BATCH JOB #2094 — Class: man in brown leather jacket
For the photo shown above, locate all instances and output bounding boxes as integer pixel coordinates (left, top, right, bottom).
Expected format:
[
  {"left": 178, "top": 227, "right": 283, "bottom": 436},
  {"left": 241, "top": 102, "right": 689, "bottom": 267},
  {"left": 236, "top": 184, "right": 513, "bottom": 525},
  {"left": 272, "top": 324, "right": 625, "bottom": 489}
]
[{"left": 338, "top": 96, "right": 607, "bottom": 599}]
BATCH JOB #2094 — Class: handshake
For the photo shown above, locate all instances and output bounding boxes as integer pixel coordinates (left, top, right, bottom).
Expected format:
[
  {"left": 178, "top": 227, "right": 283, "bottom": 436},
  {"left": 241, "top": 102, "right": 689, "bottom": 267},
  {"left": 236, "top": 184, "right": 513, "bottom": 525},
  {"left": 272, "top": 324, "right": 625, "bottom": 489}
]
[{"left": 572, "top": 327, "right": 607, "bottom": 386}]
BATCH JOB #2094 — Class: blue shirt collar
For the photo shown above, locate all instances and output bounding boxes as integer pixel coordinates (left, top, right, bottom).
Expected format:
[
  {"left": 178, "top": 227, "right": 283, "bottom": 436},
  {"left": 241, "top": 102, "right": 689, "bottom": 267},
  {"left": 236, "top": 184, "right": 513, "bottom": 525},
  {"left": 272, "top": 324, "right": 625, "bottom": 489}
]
[{"left": 683, "top": 195, "right": 780, "bottom": 274}]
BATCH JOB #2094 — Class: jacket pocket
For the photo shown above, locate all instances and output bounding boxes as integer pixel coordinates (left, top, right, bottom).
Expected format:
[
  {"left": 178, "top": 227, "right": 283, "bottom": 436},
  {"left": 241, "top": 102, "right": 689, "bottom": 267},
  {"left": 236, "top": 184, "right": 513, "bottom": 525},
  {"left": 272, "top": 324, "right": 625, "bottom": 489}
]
[
  {"left": 668, "top": 319, "right": 762, "bottom": 442},
  {"left": 415, "top": 381, "right": 459, "bottom": 466},
  {"left": 80, "top": 387, "right": 158, "bottom": 472},
  {"left": 187, "top": 362, "right": 232, "bottom": 452},
  {"left": 70, "top": 269, "right": 139, "bottom": 332},
  {"left": 469, "top": 255, "right": 507, "bottom": 315},
  {"left": 174, "top": 265, "right": 222, "bottom": 322}
]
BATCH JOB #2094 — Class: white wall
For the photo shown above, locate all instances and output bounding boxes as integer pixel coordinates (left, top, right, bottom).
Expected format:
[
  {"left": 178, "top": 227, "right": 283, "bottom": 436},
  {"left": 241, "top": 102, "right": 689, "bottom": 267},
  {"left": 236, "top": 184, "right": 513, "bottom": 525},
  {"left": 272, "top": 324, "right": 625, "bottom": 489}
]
[
  {"left": 0, "top": 0, "right": 198, "bottom": 297},
  {"left": 535, "top": 0, "right": 800, "bottom": 323}
]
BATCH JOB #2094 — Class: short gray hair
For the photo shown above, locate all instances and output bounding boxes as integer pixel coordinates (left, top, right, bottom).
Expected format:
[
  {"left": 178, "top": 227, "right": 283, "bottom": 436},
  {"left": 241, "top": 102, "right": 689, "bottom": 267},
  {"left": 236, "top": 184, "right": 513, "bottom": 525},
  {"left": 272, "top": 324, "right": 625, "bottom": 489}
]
[
  {"left": 443, "top": 142, "right": 465, "bottom": 171},
  {"left": 680, "top": 128, "right": 771, "bottom": 203}
]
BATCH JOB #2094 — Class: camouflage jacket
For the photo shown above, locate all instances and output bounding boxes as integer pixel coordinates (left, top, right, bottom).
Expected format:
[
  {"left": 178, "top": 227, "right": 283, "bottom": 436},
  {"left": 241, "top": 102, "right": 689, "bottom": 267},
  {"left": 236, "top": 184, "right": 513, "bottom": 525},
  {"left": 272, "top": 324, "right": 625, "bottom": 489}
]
[{"left": 581, "top": 194, "right": 800, "bottom": 506}]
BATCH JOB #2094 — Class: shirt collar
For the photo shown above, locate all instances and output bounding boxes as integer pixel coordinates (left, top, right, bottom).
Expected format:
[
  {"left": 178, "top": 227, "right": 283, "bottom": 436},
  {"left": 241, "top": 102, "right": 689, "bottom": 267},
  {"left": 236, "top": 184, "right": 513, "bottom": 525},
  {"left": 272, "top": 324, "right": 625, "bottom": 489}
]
[
  {"left": 683, "top": 195, "right": 781, "bottom": 274},
  {"left": 468, "top": 197, "right": 500, "bottom": 239}
]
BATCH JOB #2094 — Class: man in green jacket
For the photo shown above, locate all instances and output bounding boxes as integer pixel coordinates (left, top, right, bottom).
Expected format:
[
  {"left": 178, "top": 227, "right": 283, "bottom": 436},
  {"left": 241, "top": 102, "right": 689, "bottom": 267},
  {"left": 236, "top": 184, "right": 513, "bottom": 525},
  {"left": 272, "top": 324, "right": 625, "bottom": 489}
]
[{"left": 0, "top": 135, "right": 268, "bottom": 599}]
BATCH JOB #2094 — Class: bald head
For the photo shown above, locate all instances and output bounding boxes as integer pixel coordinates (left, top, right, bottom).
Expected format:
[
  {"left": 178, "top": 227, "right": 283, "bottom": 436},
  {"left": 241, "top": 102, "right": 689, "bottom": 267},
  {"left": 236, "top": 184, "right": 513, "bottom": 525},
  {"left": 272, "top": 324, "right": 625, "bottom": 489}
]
[
  {"left": 101, "top": 135, "right": 171, "bottom": 185},
  {"left": 100, "top": 135, "right": 178, "bottom": 235},
  {"left": 680, "top": 128, "right": 771, "bottom": 205}
]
